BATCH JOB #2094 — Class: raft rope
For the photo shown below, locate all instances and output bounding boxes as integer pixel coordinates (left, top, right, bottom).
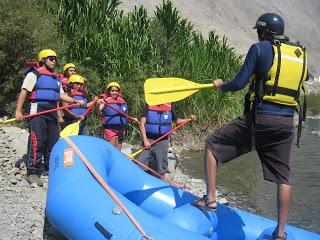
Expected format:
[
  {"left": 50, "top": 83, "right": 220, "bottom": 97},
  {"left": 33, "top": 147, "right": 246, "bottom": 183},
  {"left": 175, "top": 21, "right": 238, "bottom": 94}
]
[
  {"left": 127, "top": 119, "right": 192, "bottom": 193},
  {"left": 126, "top": 119, "right": 191, "bottom": 193},
  {"left": 128, "top": 155, "right": 192, "bottom": 193},
  {"left": 63, "top": 136, "right": 153, "bottom": 240}
]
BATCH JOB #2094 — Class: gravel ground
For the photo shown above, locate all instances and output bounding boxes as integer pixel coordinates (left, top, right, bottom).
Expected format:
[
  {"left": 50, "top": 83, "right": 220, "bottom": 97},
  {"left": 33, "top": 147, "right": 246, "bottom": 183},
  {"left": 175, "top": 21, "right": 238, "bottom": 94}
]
[
  {"left": 0, "top": 127, "right": 66, "bottom": 240},
  {"left": 0, "top": 126, "right": 227, "bottom": 240}
]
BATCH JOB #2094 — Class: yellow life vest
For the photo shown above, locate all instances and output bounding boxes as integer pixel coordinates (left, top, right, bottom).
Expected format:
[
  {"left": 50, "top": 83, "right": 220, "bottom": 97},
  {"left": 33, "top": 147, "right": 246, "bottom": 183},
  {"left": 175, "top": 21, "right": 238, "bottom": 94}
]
[{"left": 262, "top": 42, "right": 307, "bottom": 106}]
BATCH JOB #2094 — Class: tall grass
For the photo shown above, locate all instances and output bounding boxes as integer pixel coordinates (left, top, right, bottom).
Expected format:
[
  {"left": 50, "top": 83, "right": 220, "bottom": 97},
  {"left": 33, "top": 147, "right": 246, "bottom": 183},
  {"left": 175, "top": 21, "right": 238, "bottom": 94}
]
[{"left": 46, "top": 0, "right": 244, "bottom": 142}]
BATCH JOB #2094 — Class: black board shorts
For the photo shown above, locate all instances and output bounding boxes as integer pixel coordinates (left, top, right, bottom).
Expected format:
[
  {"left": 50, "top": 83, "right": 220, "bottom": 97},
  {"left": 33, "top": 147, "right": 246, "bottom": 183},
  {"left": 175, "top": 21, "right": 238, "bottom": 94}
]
[{"left": 205, "top": 114, "right": 294, "bottom": 184}]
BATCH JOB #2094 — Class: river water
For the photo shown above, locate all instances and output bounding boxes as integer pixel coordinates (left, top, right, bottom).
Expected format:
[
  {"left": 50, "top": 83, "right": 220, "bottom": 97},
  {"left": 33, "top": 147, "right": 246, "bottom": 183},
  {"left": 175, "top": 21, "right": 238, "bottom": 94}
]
[{"left": 181, "top": 118, "right": 320, "bottom": 233}]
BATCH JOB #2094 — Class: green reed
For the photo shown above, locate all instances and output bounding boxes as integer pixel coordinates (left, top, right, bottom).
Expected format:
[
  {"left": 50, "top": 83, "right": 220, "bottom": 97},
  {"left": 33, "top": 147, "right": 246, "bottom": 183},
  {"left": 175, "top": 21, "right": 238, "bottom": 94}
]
[{"left": 45, "top": 0, "right": 245, "bottom": 141}]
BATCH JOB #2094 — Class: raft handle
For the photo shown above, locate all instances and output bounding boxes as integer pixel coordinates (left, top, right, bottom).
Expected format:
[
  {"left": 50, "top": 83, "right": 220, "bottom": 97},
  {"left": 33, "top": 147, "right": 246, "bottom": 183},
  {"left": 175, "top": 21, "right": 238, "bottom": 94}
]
[{"left": 95, "top": 221, "right": 113, "bottom": 239}]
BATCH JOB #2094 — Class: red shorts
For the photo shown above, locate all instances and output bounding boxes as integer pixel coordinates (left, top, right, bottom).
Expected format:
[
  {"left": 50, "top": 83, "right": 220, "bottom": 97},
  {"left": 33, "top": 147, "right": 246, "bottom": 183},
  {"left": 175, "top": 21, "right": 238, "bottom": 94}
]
[
  {"left": 103, "top": 128, "right": 119, "bottom": 141},
  {"left": 103, "top": 128, "right": 125, "bottom": 143}
]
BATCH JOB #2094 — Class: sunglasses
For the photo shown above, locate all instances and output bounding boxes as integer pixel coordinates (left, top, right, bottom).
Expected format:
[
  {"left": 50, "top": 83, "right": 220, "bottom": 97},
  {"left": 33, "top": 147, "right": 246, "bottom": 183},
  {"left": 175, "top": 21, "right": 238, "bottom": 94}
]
[{"left": 47, "top": 56, "right": 57, "bottom": 61}]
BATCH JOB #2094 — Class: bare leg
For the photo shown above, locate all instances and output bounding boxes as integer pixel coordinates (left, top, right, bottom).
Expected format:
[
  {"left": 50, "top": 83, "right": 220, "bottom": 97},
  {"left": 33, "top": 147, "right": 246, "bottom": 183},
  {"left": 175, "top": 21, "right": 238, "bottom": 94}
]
[
  {"left": 192, "top": 145, "right": 218, "bottom": 209},
  {"left": 275, "top": 183, "right": 291, "bottom": 237},
  {"left": 205, "top": 146, "right": 218, "bottom": 203},
  {"left": 109, "top": 138, "right": 122, "bottom": 150}
]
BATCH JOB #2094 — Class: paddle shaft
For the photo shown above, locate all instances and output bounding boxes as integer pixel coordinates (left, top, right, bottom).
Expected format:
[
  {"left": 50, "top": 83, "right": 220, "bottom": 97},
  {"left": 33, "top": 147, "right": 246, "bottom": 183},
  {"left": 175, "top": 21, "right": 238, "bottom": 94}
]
[
  {"left": 148, "top": 83, "right": 213, "bottom": 94},
  {"left": 130, "top": 119, "right": 191, "bottom": 159},
  {"left": 103, "top": 102, "right": 140, "bottom": 125},
  {"left": 128, "top": 155, "right": 192, "bottom": 193},
  {"left": 59, "top": 98, "right": 99, "bottom": 138},
  {"left": 83, "top": 97, "right": 99, "bottom": 117},
  {"left": 0, "top": 103, "right": 79, "bottom": 124}
]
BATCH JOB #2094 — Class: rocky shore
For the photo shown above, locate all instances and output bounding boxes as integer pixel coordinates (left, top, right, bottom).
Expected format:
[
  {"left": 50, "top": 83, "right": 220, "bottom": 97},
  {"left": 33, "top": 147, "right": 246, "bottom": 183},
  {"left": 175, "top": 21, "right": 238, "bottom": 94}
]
[{"left": 0, "top": 126, "right": 227, "bottom": 240}]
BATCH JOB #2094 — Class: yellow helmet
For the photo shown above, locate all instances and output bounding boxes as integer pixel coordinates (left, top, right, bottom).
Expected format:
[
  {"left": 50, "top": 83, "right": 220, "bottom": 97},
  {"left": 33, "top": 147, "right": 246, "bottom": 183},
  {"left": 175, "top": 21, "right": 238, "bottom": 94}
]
[
  {"left": 68, "top": 74, "right": 85, "bottom": 84},
  {"left": 37, "top": 49, "right": 57, "bottom": 62},
  {"left": 63, "top": 63, "right": 76, "bottom": 72},
  {"left": 106, "top": 82, "right": 120, "bottom": 90}
]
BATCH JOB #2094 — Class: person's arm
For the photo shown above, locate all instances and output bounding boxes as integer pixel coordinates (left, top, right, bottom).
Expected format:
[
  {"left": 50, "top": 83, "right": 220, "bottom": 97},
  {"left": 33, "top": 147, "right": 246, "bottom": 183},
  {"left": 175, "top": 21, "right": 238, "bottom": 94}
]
[
  {"left": 96, "top": 99, "right": 105, "bottom": 113},
  {"left": 87, "top": 98, "right": 97, "bottom": 108},
  {"left": 56, "top": 103, "right": 65, "bottom": 124},
  {"left": 60, "top": 93, "right": 84, "bottom": 106},
  {"left": 175, "top": 115, "right": 197, "bottom": 125},
  {"left": 15, "top": 89, "right": 29, "bottom": 120},
  {"left": 216, "top": 44, "right": 259, "bottom": 92},
  {"left": 62, "top": 100, "right": 80, "bottom": 120},
  {"left": 139, "top": 116, "right": 151, "bottom": 149},
  {"left": 15, "top": 72, "right": 37, "bottom": 120},
  {"left": 171, "top": 107, "right": 197, "bottom": 125}
]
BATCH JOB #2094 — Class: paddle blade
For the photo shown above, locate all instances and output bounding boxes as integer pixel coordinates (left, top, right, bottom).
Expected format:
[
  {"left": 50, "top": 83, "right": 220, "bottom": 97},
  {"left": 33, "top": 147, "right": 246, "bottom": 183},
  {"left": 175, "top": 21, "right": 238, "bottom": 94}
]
[
  {"left": 60, "top": 121, "right": 80, "bottom": 138},
  {"left": 144, "top": 78, "right": 213, "bottom": 105}
]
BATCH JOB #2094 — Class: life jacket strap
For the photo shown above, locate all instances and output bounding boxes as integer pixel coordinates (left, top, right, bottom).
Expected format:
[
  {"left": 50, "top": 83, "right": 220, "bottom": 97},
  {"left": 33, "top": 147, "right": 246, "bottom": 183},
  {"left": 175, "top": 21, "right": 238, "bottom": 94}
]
[
  {"left": 296, "top": 85, "right": 307, "bottom": 148},
  {"left": 145, "top": 122, "right": 171, "bottom": 126},
  {"left": 297, "top": 46, "right": 306, "bottom": 98},
  {"left": 264, "top": 85, "right": 299, "bottom": 98},
  {"left": 35, "top": 87, "right": 60, "bottom": 92},
  {"left": 271, "top": 43, "right": 281, "bottom": 96}
]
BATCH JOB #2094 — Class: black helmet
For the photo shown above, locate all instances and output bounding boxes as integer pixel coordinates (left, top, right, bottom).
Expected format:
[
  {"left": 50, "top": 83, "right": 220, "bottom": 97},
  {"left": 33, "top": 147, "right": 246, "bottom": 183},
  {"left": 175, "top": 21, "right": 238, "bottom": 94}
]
[{"left": 253, "top": 13, "right": 284, "bottom": 35}]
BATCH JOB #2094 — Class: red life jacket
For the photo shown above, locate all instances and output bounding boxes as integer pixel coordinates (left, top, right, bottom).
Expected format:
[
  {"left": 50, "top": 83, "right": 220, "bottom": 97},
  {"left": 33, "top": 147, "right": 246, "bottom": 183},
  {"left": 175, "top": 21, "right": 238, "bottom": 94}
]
[{"left": 59, "top": 74, "right": 69, "bottom": 92}]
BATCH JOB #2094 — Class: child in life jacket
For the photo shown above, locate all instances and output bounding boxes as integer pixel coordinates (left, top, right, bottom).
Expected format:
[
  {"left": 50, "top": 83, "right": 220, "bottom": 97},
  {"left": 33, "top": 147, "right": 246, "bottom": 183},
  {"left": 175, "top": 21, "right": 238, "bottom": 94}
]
[
  {"left": 59, "top": 63, "right": 76, "bottom": 92},
  {"left": 96, "top": 82, "right": 128, "bottom": 150},
  {"left": 137, "top": 103, "right": 196, "bottom": 176},
  {"left": 59, "top": 63, "right": 89, "bottom": 97},
  {"left": 62, "top": 74, "right": 95, "bottom": 135}
]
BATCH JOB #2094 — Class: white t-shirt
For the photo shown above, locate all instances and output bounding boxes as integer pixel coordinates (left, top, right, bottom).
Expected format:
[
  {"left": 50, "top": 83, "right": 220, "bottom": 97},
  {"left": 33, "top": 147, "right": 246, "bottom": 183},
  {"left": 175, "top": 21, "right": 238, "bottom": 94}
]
[{"left": 21, "top": 72, "right": 64, "bottom": 94}]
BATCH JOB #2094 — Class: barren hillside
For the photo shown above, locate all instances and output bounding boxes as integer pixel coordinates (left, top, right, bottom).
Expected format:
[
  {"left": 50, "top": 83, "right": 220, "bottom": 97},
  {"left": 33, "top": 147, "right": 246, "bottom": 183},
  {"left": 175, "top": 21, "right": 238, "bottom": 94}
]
[{"left": 120, "top": 0, "right": 320, "bottom": 76}]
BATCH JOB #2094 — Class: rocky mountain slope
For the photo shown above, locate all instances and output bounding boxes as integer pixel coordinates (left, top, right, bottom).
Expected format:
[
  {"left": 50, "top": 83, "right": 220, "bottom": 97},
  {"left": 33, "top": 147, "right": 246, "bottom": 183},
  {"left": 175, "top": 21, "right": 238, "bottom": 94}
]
[{"left": 120, "top": 0, "right": 320, "bottom": 77}]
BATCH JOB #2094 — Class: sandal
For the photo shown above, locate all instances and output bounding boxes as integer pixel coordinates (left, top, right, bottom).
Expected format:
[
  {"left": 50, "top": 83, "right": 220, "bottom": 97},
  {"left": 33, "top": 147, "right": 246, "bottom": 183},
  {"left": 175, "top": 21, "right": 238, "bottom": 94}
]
[
  {"left": 272, "top": 231, "right": 287, "bottom": 240},
  {"left": 191, "top": 195, "right": 217, "bottom": 211}
]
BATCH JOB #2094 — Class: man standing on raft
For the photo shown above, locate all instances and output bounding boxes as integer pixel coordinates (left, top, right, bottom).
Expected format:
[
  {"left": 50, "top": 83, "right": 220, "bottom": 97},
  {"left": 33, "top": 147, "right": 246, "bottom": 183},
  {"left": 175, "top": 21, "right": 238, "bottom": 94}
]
[{"left": 192, "top": 13, "right": 308, "bottom": 240}]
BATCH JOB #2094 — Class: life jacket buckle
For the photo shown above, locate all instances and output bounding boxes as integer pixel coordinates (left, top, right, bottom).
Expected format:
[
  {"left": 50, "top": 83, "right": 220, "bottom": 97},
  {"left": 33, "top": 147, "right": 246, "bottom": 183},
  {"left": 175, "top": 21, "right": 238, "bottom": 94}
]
[{"left": 273, "top": 39, "right": 281, "bottom": 46}]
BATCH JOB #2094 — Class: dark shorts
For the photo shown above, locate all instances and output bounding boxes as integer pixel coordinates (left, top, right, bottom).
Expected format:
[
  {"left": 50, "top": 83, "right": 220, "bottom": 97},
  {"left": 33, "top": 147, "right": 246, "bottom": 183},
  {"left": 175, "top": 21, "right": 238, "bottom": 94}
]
[
  {"left": 205, "top": 114, "right": 294, "bottom": 184},
  {"left": 136, "top": 139, "right": 169, "bottom": 175}
]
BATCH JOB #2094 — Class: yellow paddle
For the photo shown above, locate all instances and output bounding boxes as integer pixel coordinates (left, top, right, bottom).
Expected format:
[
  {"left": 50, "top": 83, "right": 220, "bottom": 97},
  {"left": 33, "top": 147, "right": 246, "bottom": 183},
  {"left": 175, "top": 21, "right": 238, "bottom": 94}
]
[
  {"left": 60, "top": 98, "right": 98, "bottom": 137},
  {"left": 144, "top": 77, "right": 214, "bottom": 105}
]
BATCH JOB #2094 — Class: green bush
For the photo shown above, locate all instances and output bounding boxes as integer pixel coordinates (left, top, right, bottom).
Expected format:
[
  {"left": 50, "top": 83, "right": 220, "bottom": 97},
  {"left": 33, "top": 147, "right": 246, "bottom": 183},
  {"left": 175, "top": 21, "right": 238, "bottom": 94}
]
[
  {"left": 0, "top": 0, "right": 65, "bottom": 115},
  {"left": 1, "top": 0, "right": 246, "bottom": 144}
]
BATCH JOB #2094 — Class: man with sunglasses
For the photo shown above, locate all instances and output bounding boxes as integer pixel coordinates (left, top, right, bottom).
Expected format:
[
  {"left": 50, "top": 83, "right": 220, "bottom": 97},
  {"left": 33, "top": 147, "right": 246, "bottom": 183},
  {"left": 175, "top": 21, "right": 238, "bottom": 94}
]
[{"left": 15, "top": 49, "right": 84, "bottom": 187}]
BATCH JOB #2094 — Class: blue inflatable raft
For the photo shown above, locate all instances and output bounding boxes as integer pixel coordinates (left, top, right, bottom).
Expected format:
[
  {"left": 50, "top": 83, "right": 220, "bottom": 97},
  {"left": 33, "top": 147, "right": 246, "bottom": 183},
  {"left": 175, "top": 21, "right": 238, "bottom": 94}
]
[{"left": 46, "top": 136, "right": 320, "bottom": 240}]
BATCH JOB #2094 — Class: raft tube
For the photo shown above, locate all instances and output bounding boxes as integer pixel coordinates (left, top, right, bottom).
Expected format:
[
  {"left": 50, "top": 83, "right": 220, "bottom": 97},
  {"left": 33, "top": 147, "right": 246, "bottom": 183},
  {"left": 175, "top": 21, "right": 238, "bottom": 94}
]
[{"left": 46, "top": 136, "right": 320, "bottom": 240}]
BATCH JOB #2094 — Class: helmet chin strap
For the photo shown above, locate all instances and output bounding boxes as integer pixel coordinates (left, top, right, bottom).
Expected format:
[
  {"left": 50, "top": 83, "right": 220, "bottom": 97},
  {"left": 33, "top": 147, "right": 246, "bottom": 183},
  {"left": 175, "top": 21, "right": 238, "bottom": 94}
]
[{"left": 258, "top": 30, "right": 288, "bottom": 43}]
